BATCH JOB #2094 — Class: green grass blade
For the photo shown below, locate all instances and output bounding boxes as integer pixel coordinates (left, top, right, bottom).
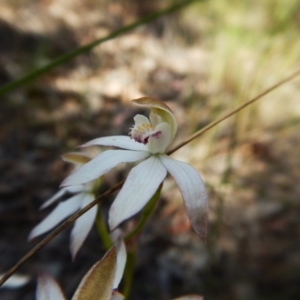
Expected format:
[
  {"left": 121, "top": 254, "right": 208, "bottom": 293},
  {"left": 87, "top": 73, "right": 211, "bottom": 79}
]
[{"left": 0, "top": 0, "right": 201, "bottom": 97}]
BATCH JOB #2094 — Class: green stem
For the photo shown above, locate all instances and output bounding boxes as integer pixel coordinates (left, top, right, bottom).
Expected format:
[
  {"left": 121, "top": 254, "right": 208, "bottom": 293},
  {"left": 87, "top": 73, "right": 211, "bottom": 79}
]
[
  {"left": 0, "top": 0, "right": 201, "bottom": 97},
  {"left": 123, "top": 245, "right": 136, "bottom": 300},
  {"left": 96, "top": 205, "right": 112, "bottom": 250}
]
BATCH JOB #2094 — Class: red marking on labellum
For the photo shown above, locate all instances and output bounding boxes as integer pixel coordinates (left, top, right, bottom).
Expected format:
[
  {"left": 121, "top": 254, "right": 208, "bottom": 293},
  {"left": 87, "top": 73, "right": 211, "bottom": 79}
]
[{"left": 151, "top": 131, "right": 161, "bottom": 139}]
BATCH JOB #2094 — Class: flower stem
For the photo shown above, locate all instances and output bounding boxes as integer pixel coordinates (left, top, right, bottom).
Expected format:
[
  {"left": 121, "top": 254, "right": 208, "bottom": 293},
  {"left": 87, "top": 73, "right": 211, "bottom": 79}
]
[
  {"left": 122, "top": 244, "right": 136, "bottom": 299},
  {"left": 96, "top": 205, "right": 112, "bottom": 250}
]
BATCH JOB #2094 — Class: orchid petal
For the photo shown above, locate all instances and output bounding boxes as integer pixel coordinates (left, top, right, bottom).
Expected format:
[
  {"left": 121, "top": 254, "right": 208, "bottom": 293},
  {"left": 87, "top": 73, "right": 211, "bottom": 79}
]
[
  {"left": 133, "top": 114, "right": 150, "bottom": 125},
  {"left": 62, "top": 150, "right": 150, "bottom": 186},
  {"left": 0, "top": 274, "right": 30, "bottom": 289},
  {"left": 132, "top": 97, "right": 177, "bottom": 141},
  {"left": 61, "top": 152, "right": 92, "bottom": 165},
  {"left": 70, "top": 193, "right": 97, "bottom": 260},
  {"left": 40, "top": 188, "right": 67, "bottom": 210},
  {"left": 29, "top": 194, "right": 83, "bottom": 240},
  {"left": 159, "top": 155, "right": 208, "bottom": 241},
  {"left": 147, "top": 122, "right": 171, "bottom": 154},
  {"left": 111, "top": 230, "right": 126, "bottom": 289},
  {"left": 36, "top": 274, "right": 66, "bottom": 300},
  {"left": 67, "top": 185, "right": 86, "bottom": 193},
  {"left": 109, "top": 156, "right": 167, "bottom": 230},
  {"left": 111, "top": 291, "right": 124, "bottom": 300},
  {"left": 40, "top": 186, "right": 83, "bottom": 210},
  {"left": 149, "top": 113, "right": 163, "bottom": 127},
  {"left": 80, "top": 136, "right": 148, "bottom": 151},
  {"left": 72, "top": 247, "right": 116, "bottom": 300}
]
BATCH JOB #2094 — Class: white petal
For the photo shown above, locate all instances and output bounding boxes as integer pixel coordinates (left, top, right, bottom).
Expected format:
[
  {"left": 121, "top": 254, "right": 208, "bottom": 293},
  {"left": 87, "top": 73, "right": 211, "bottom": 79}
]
[
  {"left": 133, "top": 114, "right": 150, "bottom": 125},
  {"left": 40, "top": 188, "right": 67, "bottom": 210},
  {"left": 132, "top": 97, "right": 177, "bottom": 141},
  {"left": 111, "top": 230, "right": 126, "bottom": 289},
  {"left": 70, "top": 193, "right": 97, "bottom": 260},
  {"left": 61, "top": 152, "right": 92, "bottom": 165},
  {"left": 0, "top": 273, "right": 30, "bottom": 289},
  {"left": 40, "top": 186, "right": 83, "bottom": 210},
  {"left": 80, "top": 136, "right": 148, "bottom": 151},
  {"left": 147, "top": 122, "right": 171, "bottom": 154},
  {"left": 62, "top": 150, "right": 150, "bottom": 186},
  {"left": 109, "top": 156, "right": 167, "bottom": 230},
  {"left": 111, "top": 291, "right": 124, "bottom": 300},
  {"left": 67, "top": 185, "right": 86, "bottom": 193},
  {"left": 159, "top": 155, "right": 208, "bottom": 241},
  {"left": 36, "top": 274, "right": 66, "bottom": 300},
  {"left": 29, "top": 194, "right": 83, "bottom": 240},
  {"left": 149, "top": 112, "right": 162, "bottom": 127}
]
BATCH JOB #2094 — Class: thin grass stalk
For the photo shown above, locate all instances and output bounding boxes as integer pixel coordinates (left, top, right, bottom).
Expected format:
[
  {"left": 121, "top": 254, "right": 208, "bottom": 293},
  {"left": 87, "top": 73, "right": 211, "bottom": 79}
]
[
  {"left": 0, "top": 0, "right": 200, "bottom": 97},
  {"left": 167, "top": 68, "right": 300, "bottom": 155}
]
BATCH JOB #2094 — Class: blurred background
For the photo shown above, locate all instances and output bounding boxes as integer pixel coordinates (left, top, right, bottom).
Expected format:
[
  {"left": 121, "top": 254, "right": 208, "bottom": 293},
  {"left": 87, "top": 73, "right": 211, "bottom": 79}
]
[{"left": 0, "top": 0, "right": 300, "bottom": 299}]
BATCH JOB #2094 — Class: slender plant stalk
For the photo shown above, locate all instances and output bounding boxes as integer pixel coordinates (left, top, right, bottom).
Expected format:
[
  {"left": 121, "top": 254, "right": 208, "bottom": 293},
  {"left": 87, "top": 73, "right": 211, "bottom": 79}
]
[
  {"left": 167, "top": 68, "right": 300, "bottom": 155},
  {"left": 96, "top": 205, "right": 113, "bottom": 250},
  {"left": 0, "top": 68, "right": 299, "bottom": 287},
  {"left": 123, "top": 245, "right": 137, "bottom": 299},
  {"left": 0, "top": 0, "right": 200, "bottom": 97}
]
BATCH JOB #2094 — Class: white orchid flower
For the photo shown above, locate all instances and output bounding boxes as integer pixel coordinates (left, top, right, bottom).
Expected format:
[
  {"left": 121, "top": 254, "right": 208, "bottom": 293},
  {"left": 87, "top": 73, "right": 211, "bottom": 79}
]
[
  {"left": 29, "top": 152, "right": 101, "bottom": 259},
  {"left": 36, "top": 232, "right": 126, "bottom": 300},
  {"left": 62, "top": 97, "right": 208, "bottom": 241}
]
